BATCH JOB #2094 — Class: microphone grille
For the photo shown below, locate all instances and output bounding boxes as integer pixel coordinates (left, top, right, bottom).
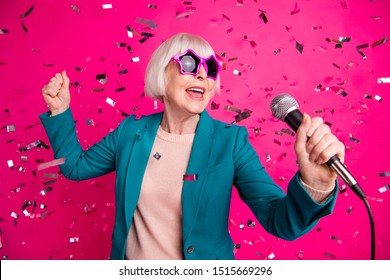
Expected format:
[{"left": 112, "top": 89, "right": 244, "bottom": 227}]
[{"left": 270, "top": 94, "right": 299, "bottom": 121}]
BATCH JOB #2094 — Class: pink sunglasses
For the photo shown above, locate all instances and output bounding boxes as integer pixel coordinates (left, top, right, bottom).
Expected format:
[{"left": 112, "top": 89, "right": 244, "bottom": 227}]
[{"left": 169, "top": 49, "right": 221, "bottom": 80}]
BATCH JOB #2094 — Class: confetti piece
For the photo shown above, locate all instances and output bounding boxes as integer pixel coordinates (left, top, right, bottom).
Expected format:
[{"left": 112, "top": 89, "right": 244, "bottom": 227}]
[
  {"left": 126, "top": 26, "right": 135, "bottom": 38},
  {"left": 11, "top": 212, "right": 19, "bottom": 219},
  {"left": 236, "top": 0, "right": 244, "bottom": 7},
  {"left": 379, "top": 185, "right": 389, "bottom": 193},
  {"left": 378, "top": 77, "right": 390, "bottom": 83},
  {"left": 70, "top": 237, "right": 79, "bottom": 243},
  {"left": 153, "top": 152, "right": 161, "bottom": 160},
  {"left": 239, "top": 223, "right": 244, "bottom": 230},
  {"left": 267, "top": 253, "right": 275, "bottom": 259},
  {"left": 259, "top": 12, "right": 268, "bottom": 24},
  {"left": 176, "top": 9, "right": 195, "bottom": 21},
  {"left": 224, "top": 106, "right": 241, "bottom": 113},
  {"left": 22, "top": 22, "right": 28, "bottom": 33},
  {"left": 37, "top": 158, "right": 65, "bottom": 171},
  {"left": 1, "top": 125, "right": 16, "bottom": 132},
  {"left": 183, "top": 174, "right": 198, "bottom": 181},
  {"left": 325, "top": 252, "right": 336, "bottom": 259},
  {"left": 148, "top": 4, "right": 157, "bottom": 9},
  {"left": 71, "top": 4, "right": 80, "bottom": 13},
  {"left": 296, "top": 41, "right": 303, "bottom": 54},
  {"left": 372, "top": 37, "right": 388, "bottom": 48},
  {"left": 357, "top": 50, "right": 367, "bottom": 60},
  {"left": 347, "top": 206, "right": 353, "bottom": 213},
  {"left": 118, "top": 69, "right": 128, "bottom": 76},
  {"left": 312, "top": 26, "right": 322, "bottom": 31},
  {"left": 357, "top": 43, "right": 369, "bottom": 49},
  {"left": 211, "top": 101, "right": 219, "bottom": 110},
  {"left": 102, "top": 4, "right": 112, "bottom": 9},
  {"left": 274, "top": 48, "right": 281, "bottom": 55},
  {"left": 349, "top": 133, "right": 360, "bottom": 143},
  {"left": 20, "top": 5, "right": 34, "bottom": 19},
  {"left": 154, "top": 100, "right": 158, "bottom": 110},
  {"left": 7, "top": 160, "right": 14, "bottom": 170},
  {"left": 40, "top": 187, "right": 53, "bottom": 196},
  {"left": 0, "top": 29, "right": 10, "bottom": 34},
  {"left": 247, "top": 219, "right": 256, "bottom": 227},
  {"left": 379, "top": 172, "right": 390, "bottom": 177},
  {"left": 136, "top": 17, "right": 157, "bottom": 29},
  {"left": 92, "top": 88, "right": 104, "bottom": 93},
  {"left": 115, "top": 87, "right": 126, "bottom": 92},
  {"left": 290, "top": 2, "right": 300, "bottom": 15},
  {"left": 234, "top": 110, "right": 251, "bottom": 122},
  {"left": 106, "top": 97, "right": 116, "bottom": 107},
  {"left": 233, "top": 69, "right": 242, "bottom": 76},
  {"left": 131, "top": 57, "right": 140, "bottom": 62}
]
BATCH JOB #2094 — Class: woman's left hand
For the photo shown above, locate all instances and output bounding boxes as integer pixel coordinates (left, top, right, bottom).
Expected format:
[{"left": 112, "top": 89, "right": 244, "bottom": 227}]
[{"left": 294, "top": 113, "right": 345, "bottom": 191}]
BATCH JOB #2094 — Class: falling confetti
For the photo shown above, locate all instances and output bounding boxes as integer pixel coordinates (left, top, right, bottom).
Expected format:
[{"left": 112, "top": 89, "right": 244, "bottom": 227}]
[
  {"left": 372, "top": 37, "right": 388, "bottom": 48},
  {"left": 102, "top": 4, "right": 113, "bottom": 9},
  {"left": 37, "top": 158, "right": 65, "bottom": 171},
  {"left": 379, "top": 185, "right": 389, "bottom": 193},
  {"left": 377, "top": 77, "right": 390, "bottom": 83},
  {"left": 20, "top": 5, "right": 34, "bottom": 19},
  {"left": 296, "top": 41, "right": 303, "bottom": 54}
]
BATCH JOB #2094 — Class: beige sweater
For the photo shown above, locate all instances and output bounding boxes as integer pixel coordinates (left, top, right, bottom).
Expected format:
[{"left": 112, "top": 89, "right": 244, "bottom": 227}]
[{"left": 125, "top": 126, "right": 333, "bottom": 260}]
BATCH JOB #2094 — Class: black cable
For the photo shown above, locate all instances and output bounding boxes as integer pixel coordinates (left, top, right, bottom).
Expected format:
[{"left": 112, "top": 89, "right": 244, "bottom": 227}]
[{"left": 362, "top": 197, "right": 375, "bottom": 260}]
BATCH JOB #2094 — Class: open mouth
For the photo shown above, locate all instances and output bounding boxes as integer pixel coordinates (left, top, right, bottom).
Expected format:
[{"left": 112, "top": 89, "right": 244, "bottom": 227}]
[{"left": 186, "top": 87, "right": 205, "bottom": 99}]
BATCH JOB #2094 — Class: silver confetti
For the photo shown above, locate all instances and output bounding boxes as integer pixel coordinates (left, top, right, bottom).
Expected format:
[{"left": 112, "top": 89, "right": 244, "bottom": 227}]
[
  {"left": 379, "top": 185, "right": 390, "bottom": 193},
  {"left": 102, "top": 4, "right": 112, "bottom": 9},
  {"left": 11, "top": 212, "right": 19, "bottom": 219},
  {"left": 377, "top": 77, "right": 390, "bottom": 83},
  {"left": 7, "top": 160, "right": 14, "bottom": 170},
  {"left": 106, "top": 97, "right": 116, "bottom": 107},
  {"left": 40, "top": 187, "right": 53, "bottom": 196},
  {"left": 71, "top": 4, "right": 80, "bottom": 13}
]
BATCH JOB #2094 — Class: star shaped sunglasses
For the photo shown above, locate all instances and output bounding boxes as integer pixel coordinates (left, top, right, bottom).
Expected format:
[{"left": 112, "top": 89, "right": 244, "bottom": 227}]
[{"left": 169, "top": 49, "right": 221, "bottom": 80}]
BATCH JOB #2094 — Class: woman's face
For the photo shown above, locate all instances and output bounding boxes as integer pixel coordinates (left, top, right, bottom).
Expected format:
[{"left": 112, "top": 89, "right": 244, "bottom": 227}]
[{"left": 163, "top": 53, "right": 217, "bottom": 116}]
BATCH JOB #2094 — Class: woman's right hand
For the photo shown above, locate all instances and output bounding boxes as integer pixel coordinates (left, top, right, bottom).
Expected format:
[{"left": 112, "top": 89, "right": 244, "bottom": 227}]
[{"left": 42, "top": 70, "right": 71, "bottom": 116}]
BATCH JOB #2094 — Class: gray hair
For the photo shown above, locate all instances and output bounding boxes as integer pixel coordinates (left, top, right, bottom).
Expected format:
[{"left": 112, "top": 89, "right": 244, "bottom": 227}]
[{"left": 144, "top": 32, "right": 221, "bottom": 101}]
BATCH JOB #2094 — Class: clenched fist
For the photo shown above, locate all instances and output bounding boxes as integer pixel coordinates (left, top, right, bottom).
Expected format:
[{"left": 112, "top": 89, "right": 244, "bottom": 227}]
[{"left": 42, "top": 70, "right": 71, "bottom": 116}]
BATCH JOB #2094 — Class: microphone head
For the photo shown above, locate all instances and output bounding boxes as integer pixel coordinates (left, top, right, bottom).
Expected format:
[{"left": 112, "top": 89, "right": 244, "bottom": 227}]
[{"left": 270, "top": 94, "right": 299, "bottom": 121}]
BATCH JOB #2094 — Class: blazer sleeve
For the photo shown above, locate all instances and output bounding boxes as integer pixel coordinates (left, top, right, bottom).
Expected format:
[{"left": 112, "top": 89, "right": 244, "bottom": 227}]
[
  {"left": 233, "top": 126, "right": 337, "bottom": 240},
  {"left": 39, "top": 108, "right": 125, "bottom": 181}
]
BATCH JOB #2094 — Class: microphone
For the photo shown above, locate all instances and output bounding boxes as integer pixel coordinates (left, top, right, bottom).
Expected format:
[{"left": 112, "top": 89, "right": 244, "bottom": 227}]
[{"left": 270, "top": 93, "right": 366, "bottom": 200}]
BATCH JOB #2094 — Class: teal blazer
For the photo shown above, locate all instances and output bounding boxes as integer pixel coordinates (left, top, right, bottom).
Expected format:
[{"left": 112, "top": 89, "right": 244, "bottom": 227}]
[{"left": 40, "top": 108, "right": 337, "bottom": 260}]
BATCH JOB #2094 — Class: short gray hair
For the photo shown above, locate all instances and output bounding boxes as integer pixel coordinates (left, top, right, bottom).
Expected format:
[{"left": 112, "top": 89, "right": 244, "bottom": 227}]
[{"left": 144, "top": 32, "right": 221, "bottom": 101}]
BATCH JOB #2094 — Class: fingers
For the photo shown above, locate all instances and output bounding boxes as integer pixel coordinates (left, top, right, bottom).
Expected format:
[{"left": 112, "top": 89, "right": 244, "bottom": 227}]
[
  {"left": 42, "top": 71, "right": 67, "bottom": 97},
  {"left": 61, "top": 70, "right": 70, "bottom": 88},
  {"left": 305, "top": 121, "right": 345, "bottom": 165}
]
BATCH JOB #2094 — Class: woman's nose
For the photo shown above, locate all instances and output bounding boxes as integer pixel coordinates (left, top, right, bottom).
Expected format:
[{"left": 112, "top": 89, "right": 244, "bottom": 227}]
[{"left": 196, "top": 64, "right": 207, "bottom": 80}]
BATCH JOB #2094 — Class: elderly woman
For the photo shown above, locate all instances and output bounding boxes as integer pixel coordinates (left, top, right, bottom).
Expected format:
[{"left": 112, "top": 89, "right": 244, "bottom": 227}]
[{"left": 40, "top": 32, "right": 343, "bottom": 260}]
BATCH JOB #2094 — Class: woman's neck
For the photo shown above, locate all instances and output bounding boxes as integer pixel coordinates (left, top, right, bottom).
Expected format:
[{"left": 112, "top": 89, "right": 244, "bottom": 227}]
[{"left": 160, "top": 111, "right": 200, "bottom": 135}]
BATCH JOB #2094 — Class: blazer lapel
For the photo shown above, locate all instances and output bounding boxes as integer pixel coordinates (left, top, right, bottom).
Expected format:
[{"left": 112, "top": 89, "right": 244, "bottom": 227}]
[
  {"left": 123, "top": 113, "right": 162, "bottom": 229},
  {"left": 181, "top": 110, "right": 215, "bottom": 242}
]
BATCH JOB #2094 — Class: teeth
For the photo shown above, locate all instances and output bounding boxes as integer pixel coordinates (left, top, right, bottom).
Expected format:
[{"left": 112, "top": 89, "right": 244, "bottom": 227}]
[{"left": 187, "top": 88, "right": 204, "bottom": 94}]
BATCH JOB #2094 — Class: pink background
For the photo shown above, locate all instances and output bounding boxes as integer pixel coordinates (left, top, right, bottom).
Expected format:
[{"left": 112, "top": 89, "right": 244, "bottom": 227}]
[{"left": 1, "top": 0, "right": 389, "bottom": 260}]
